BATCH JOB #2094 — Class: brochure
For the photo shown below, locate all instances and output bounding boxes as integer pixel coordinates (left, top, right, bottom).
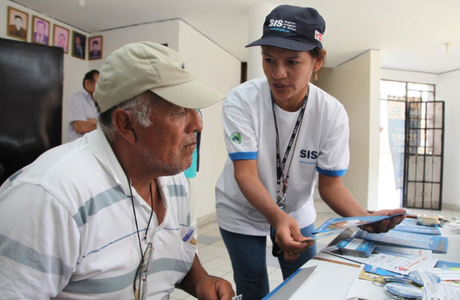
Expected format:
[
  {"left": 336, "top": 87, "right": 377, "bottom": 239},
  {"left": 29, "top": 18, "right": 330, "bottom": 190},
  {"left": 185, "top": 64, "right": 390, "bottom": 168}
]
[
  {"left": 435, "top": 260, "right": 460, "bottom": 269},
  {"left": 312, "top": 215, "right": 403, "bottom": 237},
  {"left": 354, "top": 230, "right": 448, "bottom": 253},
  {"left": 393, "top": 218, "right": 441, "bottom": 235},
  {"left": 433, "top": 260, "right": 460, "bottom": 284},
  {"left": 337, "top": 237, "right": 376, "bottom": 257},
  {"left": 322, "top": 244, "right": 437, "bottom": 275}
]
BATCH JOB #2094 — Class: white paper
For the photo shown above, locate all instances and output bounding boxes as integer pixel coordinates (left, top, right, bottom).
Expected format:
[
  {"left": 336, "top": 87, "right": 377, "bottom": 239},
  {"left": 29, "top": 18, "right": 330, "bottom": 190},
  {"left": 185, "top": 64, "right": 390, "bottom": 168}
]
[
  {"left": 423, "top": 282, "right": 460, "bottom": 300},
  {"left": 432, "top": 268, "right": 460, "bottom": 281}
]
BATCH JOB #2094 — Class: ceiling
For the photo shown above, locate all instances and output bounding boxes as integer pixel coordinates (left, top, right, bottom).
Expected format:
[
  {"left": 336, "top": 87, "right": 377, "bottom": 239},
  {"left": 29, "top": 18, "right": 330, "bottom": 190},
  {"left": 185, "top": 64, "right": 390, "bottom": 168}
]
[{"left": 12, "top": 0, "right": 460, "bottom": 74}]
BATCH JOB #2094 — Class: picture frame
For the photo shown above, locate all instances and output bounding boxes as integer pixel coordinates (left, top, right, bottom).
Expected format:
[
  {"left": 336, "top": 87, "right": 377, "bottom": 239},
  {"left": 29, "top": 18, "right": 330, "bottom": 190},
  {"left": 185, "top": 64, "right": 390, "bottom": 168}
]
[
  {"left": 32, "top": 16, "right": 50, "bottom": 45},
  {"left": 88, "top": 36, "right": 103, "bottom": 60},
  {"left": 53, "top": 24, "right": 70, "bottom": 54},
  {"left": 7, "top": 6, "right": 29, "bottom": 41},
  {"left": 71, "top": 31, "right": 87, "bottom": 60}
]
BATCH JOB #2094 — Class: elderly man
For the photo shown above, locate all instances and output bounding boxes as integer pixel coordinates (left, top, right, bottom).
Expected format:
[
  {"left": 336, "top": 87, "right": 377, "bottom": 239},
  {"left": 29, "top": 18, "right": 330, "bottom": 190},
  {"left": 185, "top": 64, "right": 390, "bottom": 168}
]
[{"left": 0, "top": 42, "right": 234, "bottom": 300}]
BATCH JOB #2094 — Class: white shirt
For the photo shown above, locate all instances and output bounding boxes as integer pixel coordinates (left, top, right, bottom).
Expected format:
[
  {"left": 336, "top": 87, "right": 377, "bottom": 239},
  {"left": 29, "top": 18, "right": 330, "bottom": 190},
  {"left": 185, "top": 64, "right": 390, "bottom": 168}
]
[
  {"left": 216, "top": 78, "right": 350, "bottom": 236},
  {"left": 0, "top": 127, "right": 195, "bottom": 300},
  {"left": 68, "top": 89, "right": 99, "bottom": 142}
]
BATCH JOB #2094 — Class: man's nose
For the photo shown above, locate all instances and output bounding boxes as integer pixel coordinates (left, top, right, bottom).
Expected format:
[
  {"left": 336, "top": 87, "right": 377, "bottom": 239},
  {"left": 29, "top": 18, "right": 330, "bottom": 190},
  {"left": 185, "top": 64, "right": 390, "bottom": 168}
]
[{"left": 190, "top": 109, "right": 203, "bottom": 133}]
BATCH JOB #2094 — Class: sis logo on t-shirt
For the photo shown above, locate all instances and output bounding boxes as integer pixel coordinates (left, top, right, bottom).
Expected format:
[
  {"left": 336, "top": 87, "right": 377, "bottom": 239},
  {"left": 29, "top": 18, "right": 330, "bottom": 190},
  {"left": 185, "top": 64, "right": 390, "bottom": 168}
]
[
  {"left": 299, "top": 149, "right": 317, "bottom": 165},
  {"left": 300, "top": 149, "right": 317, "bottom": 159}
]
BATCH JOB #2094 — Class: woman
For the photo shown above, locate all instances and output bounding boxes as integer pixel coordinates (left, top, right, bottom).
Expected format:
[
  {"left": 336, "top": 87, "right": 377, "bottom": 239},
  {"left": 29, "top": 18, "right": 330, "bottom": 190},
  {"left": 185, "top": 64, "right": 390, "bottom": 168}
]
[{"left": 215, "top": 5, "right": 405, "bottom": 300}]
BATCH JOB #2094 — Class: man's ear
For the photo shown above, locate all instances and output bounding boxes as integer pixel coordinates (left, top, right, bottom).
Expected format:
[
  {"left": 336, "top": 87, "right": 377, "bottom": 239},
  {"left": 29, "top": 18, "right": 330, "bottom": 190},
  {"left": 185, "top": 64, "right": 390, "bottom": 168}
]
[
  {"left": 112, "top": 108, "right": 136, "bottom": 144},
  {"left": 84, "top": 79, "right": 92, "bottom": 91}
]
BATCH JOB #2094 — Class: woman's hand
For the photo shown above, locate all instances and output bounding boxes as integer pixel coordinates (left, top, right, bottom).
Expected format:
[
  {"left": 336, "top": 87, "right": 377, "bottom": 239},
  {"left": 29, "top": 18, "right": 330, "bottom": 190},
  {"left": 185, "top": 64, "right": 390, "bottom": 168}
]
[
  {"left": 359, "top": 209, "right": 406, "bottom": 233},
  {"left": 275, "top": 214, "right": 315, "bottom": 262}
]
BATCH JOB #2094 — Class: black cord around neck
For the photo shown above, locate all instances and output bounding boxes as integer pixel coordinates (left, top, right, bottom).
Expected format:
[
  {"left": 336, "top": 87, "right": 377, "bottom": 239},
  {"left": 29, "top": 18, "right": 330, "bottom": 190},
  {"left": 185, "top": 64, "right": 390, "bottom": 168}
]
[{"left": 127, "top": 179, "right": 155, "bottom": 260}]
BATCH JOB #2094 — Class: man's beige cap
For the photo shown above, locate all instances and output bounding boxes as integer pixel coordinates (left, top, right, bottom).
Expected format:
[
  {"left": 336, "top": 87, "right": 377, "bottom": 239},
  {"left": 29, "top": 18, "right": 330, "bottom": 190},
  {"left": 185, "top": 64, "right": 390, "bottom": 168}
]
[{"left": 94, "top": 42, "right": 224, "bottom": 113}]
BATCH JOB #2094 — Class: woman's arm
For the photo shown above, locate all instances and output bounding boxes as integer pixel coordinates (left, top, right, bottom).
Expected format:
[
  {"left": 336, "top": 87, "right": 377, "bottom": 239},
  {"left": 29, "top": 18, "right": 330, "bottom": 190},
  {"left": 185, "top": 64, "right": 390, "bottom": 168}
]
[
  {"left": 233, "top": 160, "right": 314, "bottom": 260},
  {"left": 318, "top": 174, "right": 406, "bottom": 232}
]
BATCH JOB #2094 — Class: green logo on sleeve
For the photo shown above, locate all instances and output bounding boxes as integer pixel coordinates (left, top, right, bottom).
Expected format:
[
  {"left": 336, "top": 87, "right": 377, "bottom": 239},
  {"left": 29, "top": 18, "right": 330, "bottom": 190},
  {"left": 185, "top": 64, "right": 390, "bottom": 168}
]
[{"left": 230, "top": 132, "right": 242, "bottom": 144}]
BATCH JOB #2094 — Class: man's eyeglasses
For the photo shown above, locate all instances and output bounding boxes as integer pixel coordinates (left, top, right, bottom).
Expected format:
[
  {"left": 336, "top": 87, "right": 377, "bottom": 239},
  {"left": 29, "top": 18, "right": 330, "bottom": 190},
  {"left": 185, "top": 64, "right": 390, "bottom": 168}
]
[{"left": 133, "top": 242, "right": 154, "bottom": 300}]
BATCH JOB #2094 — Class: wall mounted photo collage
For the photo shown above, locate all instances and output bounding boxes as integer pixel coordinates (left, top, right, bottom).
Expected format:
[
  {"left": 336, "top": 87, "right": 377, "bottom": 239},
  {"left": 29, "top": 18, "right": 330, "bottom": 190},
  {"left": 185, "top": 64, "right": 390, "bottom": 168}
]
[{"left": 6, "top": 6, "right": 102, "bottom": 60}]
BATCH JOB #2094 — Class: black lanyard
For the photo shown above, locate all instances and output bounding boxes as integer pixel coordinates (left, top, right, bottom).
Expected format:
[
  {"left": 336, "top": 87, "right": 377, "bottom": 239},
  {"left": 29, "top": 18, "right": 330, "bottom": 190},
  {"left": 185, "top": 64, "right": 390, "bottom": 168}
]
[{"left": 271, "top": 89, "right": 309, "bottom": 209}]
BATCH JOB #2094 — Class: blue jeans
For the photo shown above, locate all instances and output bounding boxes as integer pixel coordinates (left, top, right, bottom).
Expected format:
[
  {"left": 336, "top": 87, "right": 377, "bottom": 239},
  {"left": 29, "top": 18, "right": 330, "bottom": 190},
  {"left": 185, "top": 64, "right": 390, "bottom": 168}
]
[{"left": 220, "top": 224, "right": 316, "bottom": 300}]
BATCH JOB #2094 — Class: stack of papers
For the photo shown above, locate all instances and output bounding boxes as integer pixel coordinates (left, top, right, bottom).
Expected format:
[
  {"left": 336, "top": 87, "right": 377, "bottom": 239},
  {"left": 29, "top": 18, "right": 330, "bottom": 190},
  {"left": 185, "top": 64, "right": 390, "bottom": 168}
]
[
  {"left": 337, "top": 237, "right": 376, "bottom": 258},
  {"left": 417, "top": 213, "right": 441, "bottom": 226}
]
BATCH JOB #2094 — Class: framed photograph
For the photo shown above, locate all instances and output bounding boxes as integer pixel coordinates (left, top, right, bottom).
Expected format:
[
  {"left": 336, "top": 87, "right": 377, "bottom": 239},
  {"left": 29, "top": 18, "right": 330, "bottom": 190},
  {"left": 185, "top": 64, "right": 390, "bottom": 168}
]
[
  {"left": 7, "top": 6, "right": 29, "bottom": 41},
  {"left": 53, "top": 24, "right": 69, "bottom": 53},
  {"left": 88, "top": 36, "right": 103, "bottom": 60},
  {"left": 32, "top": 16, "right": 50, "bottom": 45},
  {"left": 71, "top": 31, "right": 87, "bottom": 60}
]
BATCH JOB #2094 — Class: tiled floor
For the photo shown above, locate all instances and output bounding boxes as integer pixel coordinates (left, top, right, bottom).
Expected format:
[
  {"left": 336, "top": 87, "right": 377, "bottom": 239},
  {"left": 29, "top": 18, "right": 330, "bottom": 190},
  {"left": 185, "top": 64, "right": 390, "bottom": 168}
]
[{"left": 171, "top": 207, "right": 460, "bottom": 299}]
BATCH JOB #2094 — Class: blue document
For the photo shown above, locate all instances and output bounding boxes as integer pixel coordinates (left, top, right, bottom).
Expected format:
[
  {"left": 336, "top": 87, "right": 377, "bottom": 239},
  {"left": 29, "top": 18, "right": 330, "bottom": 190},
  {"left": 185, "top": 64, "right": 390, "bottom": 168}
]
[
  {"left": 393, "top": 218, "right": 441, "bottom": 235},
  {"left": 435, "top": 260, "right": 460, "bottom": 269},
  {"left": 354, "top": 230, "right": 448, "bottom": 253},
  {"left": 312, "top": 215, "right": 402, "bottom": 237}
]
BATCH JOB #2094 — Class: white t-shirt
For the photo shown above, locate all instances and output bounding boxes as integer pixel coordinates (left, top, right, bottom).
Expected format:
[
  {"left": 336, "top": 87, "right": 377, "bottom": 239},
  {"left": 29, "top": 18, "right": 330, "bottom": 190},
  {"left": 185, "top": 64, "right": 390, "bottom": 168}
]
[
  {"left": 216, "top": 78, "right": 350, "bottom": 236},
  {"left": 0, "top": 127, "right": 195, "bottom": 300}
]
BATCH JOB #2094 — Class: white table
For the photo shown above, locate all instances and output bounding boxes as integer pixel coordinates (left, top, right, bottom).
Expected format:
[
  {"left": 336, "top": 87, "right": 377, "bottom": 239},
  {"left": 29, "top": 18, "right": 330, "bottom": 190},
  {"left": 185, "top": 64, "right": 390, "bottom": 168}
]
[{"left": 273, "top": 227, "right": 460, "bottom": 300}]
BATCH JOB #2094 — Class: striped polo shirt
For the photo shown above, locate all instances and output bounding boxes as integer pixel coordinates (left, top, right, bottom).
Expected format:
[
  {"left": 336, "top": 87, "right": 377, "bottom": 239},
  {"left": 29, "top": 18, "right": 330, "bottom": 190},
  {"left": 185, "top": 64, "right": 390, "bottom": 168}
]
[{"left": 0, "top": 127, "right": 195, "bottom": 299}]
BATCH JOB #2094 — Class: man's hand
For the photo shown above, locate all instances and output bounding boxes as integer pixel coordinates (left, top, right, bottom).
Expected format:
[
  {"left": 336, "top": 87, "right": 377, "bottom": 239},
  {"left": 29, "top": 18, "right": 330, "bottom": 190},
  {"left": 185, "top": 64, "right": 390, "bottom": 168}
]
[
  {"left": 195, "top": 276, "right": 235, "bottom": 300},
  {"left": 360, "top": 208, "right": 406, "bottom": 233},
  {"left": 275, "top": 214, "right": 315, "bottom": 262}
]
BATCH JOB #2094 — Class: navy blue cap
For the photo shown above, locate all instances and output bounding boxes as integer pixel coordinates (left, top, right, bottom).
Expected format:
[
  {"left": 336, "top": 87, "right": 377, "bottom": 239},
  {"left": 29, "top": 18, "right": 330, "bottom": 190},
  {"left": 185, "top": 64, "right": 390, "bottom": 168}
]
[{"left": 246, "top": 5, "right": 326, "bottom": 51}]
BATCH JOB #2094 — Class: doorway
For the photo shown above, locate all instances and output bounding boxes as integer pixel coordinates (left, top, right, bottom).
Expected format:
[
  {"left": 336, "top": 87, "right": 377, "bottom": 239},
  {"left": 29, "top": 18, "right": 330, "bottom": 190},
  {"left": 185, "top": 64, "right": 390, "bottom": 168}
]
[{"left": 378, "top": 80, "right": 437, "bottom": 209}]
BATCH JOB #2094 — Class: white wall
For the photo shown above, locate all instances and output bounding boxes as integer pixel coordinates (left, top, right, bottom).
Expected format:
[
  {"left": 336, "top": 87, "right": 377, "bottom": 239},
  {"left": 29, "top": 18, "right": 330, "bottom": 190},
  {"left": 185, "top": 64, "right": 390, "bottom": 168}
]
[
  {"left": 177, "top": 21, "right": 241, "bottom": 220},
  {"left": 1, "top": 0, "right": 90, "bottom": 143},
  {"left": 316, "top": 50, "right": 381, "bottom": 210},
  {"left": 381, "top": 69, "right": 439, "bottom": 85},
  {"left": 436, "top": 70, "right": 460, "bottom": 208},
  {"left": 87, "top": 20, "right": 180, "bottom": 71}
]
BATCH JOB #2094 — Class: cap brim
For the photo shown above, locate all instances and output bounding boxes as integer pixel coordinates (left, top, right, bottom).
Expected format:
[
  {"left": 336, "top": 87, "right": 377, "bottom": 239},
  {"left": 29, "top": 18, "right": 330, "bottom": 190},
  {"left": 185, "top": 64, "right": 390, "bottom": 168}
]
[
  {"left": 246, "top": 37, "right": 318, "bottom": 51},
  {"left": 152, "top": 79, "right": 224, "bottom": 109}
]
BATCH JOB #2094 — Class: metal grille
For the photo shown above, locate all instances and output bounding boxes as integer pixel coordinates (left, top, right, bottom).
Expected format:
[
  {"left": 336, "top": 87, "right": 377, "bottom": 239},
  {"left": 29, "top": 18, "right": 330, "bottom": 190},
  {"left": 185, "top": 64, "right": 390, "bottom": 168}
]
[{"left": 403, "top": 101, "right": 445, "bottom": 210}]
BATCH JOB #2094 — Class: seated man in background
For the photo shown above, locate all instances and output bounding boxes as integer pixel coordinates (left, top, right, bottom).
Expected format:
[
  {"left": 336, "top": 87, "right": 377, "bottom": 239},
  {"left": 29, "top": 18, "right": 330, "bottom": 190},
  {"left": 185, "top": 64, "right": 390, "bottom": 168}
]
[
  {"left": 0, "top": 42, "right": 234, "bottom": 300},
  {"left": 68, "top": 69, "right": 99, "bottom": 141}
]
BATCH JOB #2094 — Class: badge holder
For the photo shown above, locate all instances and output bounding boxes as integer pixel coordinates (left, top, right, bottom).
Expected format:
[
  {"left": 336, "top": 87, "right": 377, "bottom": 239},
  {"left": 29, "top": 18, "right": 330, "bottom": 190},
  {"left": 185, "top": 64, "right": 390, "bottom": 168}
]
[
  {"left": 383, "top": 282, "right": 423, "bottom": 300},
  {"left": 371, "top": 270, "right": 440, "bottom": 300}
]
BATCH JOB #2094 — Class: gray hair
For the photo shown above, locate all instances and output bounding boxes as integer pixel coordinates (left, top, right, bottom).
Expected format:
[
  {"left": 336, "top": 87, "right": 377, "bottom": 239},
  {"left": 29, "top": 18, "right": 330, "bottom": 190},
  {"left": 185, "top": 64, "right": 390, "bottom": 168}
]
[{"left": 98, "top": 90, "right": 161, "bottom": 142}]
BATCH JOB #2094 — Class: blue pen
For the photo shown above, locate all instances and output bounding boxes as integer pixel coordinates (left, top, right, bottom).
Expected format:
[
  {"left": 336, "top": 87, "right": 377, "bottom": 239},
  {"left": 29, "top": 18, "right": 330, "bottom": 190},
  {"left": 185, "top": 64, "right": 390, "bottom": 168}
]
[{"left": 182, "top": 227, "right": 195, "bottom": 242}]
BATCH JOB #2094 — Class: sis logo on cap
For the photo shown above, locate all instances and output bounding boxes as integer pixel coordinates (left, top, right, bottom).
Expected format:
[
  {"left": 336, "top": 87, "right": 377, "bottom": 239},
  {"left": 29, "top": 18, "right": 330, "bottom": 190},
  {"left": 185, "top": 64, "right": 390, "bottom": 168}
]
[
  {"left": 269, "top": 19, "right": 284, "bottom": 27},
  {"left": 269, "top": 19, "right": 297, "bottom": 33}
]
